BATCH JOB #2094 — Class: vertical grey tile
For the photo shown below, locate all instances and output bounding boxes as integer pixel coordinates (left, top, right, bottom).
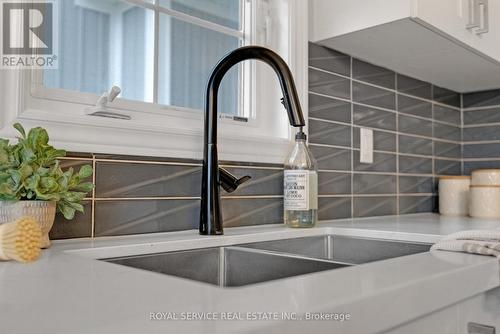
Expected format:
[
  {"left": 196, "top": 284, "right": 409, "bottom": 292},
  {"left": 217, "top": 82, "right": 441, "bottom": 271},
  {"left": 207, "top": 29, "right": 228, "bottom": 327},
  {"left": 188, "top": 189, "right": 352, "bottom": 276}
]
[
  {"left": 397, "top": 95, "right": 432, "bottom": 118},
  {"left": 433, "top": 86, "right": 460, "bottom": 108},
  {"left": 353, "top": 128, "right": 396, "bottom": 152},
  {"left": 353, "top": 82, "right": 395, "bottom": 110},
  {"left": 435, "top": 141, "right": 461, "bottom": 159},
  {"left": 464, "top": 107, "right": 500, "bottom": 125},
  {"left": 353, "top": 196, "right": 397, "bottom": 217},
  {"left": 398, "top": 135, "right": 433, "bottom": 156},
  {"left": 463, "top": 89, "right": 500, "bottom": 108},
  {"left": 50, "top": 201, "right": 92, "bottom": 239},
  {"left": 318, "top": 197, "right": 351, "bottom": 220},
  {"left": 399, "top": 176, "right": 433, "bottom": 193},
  {"left": 352, "top": 59, "right": 395, "bottom": 89},
  {"left": 310, "top": 145, "right": 351, "bottom": 171},
  {"left": 399, "top": 196, "right": 435, "bottom": 214},
  {"left": 433, "top": 123, "right": 461, "bottom": 142},
  {"left": 399, "top": 156, "right": 433, "bottom": 174},
  {"left": 353, "top": 174, "right": 396, "bottom": 194},
  {"left": 309, "top": 119, "right": 351, "bottom": 147},
  {"left": 435, "top": 159, "right": 462, "bottom": 175},
  {"left": 309, "top": 94, "right": 351, "bottom": 123},
  {"left": 95, "top": 200, "right": 200, "bottom": 236},
  {"left": 353, "top": 104, "right": 396, "bottom": 131},
  {"left": 222, "top": 198, "right": 283, "bottom": 227},
  {"left": 309, "top": 68, "right": 350, "bottom": 99},
  {"left": 308, "top": 42, "right": 351, "bottom": 76},
  {"left": 397, "top": 74, "right": 432, "bottom": 99},
  {"left": 433, "top": 105, "right": 461, "bottom": 125},
  {"left": 353, "top": 152, "right": 397, "bottom": 173},
  {"left": 318, "top": 172, "right": 351, "bottom": 195},
  {"left": 398, "top": 115, "right": 433, "bottom": 137},
  {"left": 463, "top": 125, "right": 500, "bottom": 142},
  {"left": 95, "top": 162, "right": 201, "bottom": 198}
]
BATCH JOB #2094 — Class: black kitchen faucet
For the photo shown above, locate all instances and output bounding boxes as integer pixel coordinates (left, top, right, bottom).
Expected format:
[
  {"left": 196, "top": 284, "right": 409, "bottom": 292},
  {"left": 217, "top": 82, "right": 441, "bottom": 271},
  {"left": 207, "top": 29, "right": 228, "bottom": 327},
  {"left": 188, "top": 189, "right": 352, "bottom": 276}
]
[{"left": 200, "top": 46, "right": 306, "bottom": 235}]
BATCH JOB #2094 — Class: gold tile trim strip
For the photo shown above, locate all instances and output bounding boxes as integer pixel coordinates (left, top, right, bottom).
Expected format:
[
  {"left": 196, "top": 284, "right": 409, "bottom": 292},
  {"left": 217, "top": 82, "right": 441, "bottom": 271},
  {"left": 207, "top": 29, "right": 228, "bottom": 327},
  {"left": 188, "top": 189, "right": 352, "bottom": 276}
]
[
  {"left": 93, "top": 195, "right": 284, "bottom": 201},
  {"left": 91, "top": 156, "right": 96, "bottom": 238}
]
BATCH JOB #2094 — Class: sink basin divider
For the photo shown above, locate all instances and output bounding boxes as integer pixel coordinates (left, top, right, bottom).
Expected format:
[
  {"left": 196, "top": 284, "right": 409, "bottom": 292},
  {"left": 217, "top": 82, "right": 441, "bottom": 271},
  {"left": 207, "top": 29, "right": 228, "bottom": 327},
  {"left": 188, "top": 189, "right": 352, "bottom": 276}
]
[{"left": 226, "top": 246, "right": 355, "bottom": 267}]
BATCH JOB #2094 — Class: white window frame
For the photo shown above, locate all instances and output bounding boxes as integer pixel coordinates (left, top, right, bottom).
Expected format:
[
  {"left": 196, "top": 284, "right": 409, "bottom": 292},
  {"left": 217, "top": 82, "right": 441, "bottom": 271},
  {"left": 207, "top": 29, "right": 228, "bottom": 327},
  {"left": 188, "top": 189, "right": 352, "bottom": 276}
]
[{"left": 0, "top": 0, "right": 308, "bottom": 164}]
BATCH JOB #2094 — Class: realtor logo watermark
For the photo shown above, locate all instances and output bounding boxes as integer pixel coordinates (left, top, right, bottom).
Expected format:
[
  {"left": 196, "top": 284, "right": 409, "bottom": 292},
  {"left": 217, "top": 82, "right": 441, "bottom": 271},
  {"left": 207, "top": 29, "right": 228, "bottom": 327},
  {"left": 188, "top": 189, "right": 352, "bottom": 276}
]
[{"left": 1, "top": 0, "right": 58, "bottom": 69}]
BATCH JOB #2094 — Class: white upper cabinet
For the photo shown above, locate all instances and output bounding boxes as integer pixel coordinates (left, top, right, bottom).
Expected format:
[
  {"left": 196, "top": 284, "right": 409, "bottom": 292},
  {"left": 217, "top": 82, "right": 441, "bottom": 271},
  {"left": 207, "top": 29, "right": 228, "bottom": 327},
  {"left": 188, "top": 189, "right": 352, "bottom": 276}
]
[{"left": 310, "top": 0, "right": 500, "bottom": 93}]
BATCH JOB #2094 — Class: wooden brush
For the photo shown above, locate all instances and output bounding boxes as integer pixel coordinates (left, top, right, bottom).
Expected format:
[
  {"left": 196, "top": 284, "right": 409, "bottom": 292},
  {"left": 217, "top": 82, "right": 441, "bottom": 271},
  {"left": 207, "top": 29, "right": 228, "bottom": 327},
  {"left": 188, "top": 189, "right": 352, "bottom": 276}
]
[{"left": 0, "top": 217, "right": 42, "bottom": 263}]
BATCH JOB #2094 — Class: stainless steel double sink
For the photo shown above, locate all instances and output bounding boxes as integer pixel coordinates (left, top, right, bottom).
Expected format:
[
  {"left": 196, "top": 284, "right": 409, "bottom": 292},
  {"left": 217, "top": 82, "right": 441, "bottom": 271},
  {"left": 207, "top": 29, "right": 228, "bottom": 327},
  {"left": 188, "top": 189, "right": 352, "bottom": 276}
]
[{"left": 103, "top": 235, "right": 431, "bottom": 288}]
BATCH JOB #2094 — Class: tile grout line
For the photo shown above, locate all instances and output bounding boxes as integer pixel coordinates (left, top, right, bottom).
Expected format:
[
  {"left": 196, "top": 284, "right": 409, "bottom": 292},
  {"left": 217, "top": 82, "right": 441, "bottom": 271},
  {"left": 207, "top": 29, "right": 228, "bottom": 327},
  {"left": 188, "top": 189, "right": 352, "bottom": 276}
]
[
  {"left": 461, "top": 93, "right": 465, "bottom": 174},
  {"left": 462, "top": 122, "right": 500, "bottom": 128},
  {"left": 319, "top": 193, "right": 434, "bottom": 198},
  {"left": 462, "top": 140, "right": 500, "bottom": 145},
  {"left": 462, "top": 104, "right": 500, "bottom": 111},
  {"left": 395, "top": 74, "right": 400, "bottom": 215},
  {"left": 92, "top": 195, "right": 286, "bottom": 201},
  {"left": 431, "top": 87, "right": 436, "bottom": 187},
  {"left": 349, "top": 55, "right": 354, "bottom": 218},
  {"left": 462, "top": 157, "right": 500, "bottom": 162},
  {"left": 91, "top": 154, "right": 96, "bottom": 239},
  {"left": 94, "top": 158, "right": 201, "bottom": 167}
]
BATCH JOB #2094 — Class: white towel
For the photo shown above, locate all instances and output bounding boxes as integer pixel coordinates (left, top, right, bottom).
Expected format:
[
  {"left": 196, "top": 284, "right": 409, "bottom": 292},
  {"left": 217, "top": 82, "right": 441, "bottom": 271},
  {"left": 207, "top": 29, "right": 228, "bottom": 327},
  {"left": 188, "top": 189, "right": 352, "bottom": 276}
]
[{"left": 431, "top": 230, "right": 500, "bottom": 258}]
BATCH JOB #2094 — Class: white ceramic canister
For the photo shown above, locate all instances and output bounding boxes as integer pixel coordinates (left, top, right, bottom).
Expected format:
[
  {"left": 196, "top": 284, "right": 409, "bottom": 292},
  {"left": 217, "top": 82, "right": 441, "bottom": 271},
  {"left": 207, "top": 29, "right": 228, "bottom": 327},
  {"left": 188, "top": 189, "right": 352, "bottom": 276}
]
[
  {"left": 439, "top": 176, "right": 471, "bottom": 216},
  {"left": 471, "top": 169, "right": 500, "bottom": 186},
  {"left": 469, "top": 185, "right": 500, "bottom": 218}
]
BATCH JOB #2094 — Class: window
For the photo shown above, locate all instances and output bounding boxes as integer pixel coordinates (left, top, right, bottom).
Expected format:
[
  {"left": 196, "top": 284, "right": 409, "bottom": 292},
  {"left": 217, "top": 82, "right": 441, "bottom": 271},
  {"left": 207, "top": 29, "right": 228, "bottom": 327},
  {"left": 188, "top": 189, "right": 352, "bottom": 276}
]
[
  {"left": 1, "top": 0, "right": 308, "bottom": 163},
  {"left": 43, "top": 0, "right": 245, "bottom": 115}
]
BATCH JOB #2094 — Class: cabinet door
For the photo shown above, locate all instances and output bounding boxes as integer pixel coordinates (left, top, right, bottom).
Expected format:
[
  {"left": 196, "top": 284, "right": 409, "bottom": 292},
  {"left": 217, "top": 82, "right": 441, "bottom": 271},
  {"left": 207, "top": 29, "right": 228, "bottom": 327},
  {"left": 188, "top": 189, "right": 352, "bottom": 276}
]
[
  {"left": 465, "top": 0, "right": 500, "bottom": 63},
  {"left": 413, "top": 0, "right": 466, "bottom": 38},
  {"left": 458, "top": 287, "right": 500, "bottom": 334},
  {"left": 309, "top": 0, "right": 412, "bottom": 42},
  {"left": 414, "top": 0, "right": 500, "bottom": 63},
  {"left": 383, "top": 305, "right": 459, "bottom": 334}
]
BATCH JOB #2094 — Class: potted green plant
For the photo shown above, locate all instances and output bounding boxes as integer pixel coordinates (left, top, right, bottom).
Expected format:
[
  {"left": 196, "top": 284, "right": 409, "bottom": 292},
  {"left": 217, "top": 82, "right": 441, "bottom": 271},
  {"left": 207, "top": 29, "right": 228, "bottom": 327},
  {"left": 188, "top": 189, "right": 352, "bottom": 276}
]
[{"left": 0, "top": 123, "right": 94, "bottom": 247}]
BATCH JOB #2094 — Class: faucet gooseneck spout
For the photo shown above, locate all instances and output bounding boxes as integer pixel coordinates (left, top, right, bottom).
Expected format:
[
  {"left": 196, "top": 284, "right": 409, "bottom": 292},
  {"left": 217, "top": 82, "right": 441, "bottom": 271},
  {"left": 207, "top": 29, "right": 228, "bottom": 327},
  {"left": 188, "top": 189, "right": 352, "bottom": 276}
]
[{"left": 200, "top": 46, "right": 306, "bottom": 235}]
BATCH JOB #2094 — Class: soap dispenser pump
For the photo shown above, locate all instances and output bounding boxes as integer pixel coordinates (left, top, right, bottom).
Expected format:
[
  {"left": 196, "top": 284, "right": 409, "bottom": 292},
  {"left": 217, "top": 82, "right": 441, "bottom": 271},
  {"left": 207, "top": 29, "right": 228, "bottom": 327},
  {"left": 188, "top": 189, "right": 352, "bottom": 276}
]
[{"left": 283, "top": 130, "right": 318, "bottom": 228}]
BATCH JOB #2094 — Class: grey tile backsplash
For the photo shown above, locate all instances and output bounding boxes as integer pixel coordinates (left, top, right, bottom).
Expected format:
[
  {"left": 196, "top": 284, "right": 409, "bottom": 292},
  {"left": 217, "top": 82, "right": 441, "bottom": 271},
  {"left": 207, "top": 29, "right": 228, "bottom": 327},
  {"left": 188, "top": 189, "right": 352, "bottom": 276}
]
[
  {"left": 50, "top": 155, "right": 285, "bottom": 239},
  {"left": 51, "top": 43, "right": 500, "bottom": 240},
  {"left": 463, "top": 89, "right": 500, "bottom": 174},
  {"left": 308, "top": 42, "right": 462, "bottom": 219}
]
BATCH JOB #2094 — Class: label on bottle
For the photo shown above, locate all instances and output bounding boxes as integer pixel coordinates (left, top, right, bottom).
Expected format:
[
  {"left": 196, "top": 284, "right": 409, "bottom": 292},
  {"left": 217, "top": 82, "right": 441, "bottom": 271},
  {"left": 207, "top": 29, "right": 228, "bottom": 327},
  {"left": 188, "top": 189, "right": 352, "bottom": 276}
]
[{"left": 284, "top": 170, "right": 318, "bottom": 211}]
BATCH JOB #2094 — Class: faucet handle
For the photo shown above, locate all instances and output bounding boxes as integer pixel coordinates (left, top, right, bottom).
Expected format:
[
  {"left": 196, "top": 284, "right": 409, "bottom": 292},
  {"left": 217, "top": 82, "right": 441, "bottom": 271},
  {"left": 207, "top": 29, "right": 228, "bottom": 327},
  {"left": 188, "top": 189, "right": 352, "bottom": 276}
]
[{"left": 219, "top": 167, "right": 251, "bottom": 193}]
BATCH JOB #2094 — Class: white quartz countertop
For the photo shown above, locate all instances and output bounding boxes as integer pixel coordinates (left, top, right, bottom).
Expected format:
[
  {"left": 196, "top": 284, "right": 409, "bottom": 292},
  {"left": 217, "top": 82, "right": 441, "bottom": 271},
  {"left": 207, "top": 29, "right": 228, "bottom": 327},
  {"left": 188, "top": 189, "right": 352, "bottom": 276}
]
[{"left": 2, "top": 213, "right": 500, "bottom": 334}]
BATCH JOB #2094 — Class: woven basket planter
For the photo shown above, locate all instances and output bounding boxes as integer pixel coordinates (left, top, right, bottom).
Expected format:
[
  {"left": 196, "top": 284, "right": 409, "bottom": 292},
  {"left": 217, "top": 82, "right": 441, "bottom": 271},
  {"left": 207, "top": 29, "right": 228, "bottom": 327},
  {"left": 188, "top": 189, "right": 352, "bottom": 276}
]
[{"left": 0, "top": 201, "right": 57, "bottom": 248}]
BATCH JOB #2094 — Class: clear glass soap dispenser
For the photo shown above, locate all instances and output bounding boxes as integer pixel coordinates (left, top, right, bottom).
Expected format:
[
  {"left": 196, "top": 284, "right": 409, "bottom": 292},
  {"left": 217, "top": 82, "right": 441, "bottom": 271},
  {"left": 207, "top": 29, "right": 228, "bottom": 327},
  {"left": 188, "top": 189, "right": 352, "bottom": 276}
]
[{"left": 284, "top": 131, "right": 318, "bottom": 228}]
